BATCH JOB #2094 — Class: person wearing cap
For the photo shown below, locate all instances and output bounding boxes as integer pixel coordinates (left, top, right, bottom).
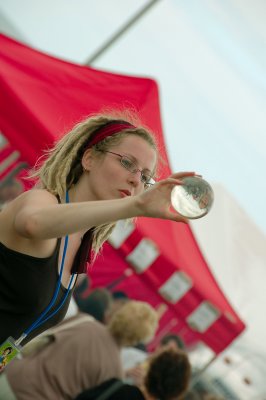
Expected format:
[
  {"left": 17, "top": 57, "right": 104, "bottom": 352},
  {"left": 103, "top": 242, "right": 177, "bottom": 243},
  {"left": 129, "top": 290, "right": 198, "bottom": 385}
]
[{"left": 0, "top": 110, "right": 197, "bottom": 349}]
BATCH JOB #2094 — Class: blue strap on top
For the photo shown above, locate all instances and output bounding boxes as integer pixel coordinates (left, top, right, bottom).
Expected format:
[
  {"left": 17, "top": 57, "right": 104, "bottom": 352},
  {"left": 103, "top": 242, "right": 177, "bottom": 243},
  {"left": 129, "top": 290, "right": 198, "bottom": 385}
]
[{"left": 16, "top": 191, "right": 75, "bottom": 345}]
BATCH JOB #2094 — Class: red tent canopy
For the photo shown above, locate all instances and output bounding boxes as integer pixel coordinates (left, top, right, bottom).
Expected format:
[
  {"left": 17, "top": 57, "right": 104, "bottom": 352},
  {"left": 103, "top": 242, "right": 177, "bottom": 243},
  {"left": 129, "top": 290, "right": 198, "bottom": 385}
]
[{"left": 0, "top": 34, "right": 245, "bottom": 354}]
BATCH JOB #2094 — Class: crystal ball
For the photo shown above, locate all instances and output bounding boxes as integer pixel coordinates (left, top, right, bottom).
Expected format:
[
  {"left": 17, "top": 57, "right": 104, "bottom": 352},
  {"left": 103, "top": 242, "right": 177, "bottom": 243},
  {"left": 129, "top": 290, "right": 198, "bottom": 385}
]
[{"left": 171, "top": 176, "right": 214, "bottom": 219}]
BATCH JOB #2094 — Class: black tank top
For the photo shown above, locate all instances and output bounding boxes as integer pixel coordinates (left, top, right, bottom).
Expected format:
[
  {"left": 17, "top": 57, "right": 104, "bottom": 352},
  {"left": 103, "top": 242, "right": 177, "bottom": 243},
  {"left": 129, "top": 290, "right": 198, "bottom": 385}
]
[{"left": 0, "top": 239, "right": 73, "bottom": 346}]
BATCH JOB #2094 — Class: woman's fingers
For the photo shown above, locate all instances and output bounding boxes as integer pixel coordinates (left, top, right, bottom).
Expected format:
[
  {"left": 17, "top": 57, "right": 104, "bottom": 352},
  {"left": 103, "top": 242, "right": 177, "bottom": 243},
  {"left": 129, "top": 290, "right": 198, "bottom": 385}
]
[
  {"left": 159, "top": 177, "right": 184, "bottom": 186},
  {"left": 157, "top": 172, "right": 201, "bottom": 187},
  {"left": 170, "top": 171, "right": 199, "bottom": 179},
  {"left": 156, "top": 172, "right": 203, "bottom": 189},
  {"left": 165, "top": 207, "right": 189, "bottom": 224},
  {"left": 143, "top": 171, "right": 202, "bottom": 223}
]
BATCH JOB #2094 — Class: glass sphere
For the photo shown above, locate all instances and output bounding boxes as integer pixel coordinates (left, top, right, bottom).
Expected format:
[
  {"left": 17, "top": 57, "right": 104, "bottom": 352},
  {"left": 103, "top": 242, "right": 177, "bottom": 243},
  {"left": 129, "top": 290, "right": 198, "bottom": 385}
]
[{"left": 171, "top": 176, "right": 214, "bottom": 219}]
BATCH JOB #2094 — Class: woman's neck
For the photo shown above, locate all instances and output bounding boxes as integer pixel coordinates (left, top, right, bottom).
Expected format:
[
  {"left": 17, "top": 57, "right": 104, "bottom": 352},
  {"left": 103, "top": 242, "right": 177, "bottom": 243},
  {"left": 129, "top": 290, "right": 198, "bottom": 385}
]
[{"left": 67, "top": 182, "right": 92, "bottom": 203}]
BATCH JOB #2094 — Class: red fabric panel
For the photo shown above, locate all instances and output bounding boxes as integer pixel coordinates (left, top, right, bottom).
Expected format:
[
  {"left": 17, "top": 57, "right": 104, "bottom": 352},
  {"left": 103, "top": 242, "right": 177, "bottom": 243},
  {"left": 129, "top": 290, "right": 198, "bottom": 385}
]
[
  {"left": 0, "top": 34, "right": 245, "bottom": 353},
  {"left": 0, "top": 34, "right": 169, "bottom": 171}
]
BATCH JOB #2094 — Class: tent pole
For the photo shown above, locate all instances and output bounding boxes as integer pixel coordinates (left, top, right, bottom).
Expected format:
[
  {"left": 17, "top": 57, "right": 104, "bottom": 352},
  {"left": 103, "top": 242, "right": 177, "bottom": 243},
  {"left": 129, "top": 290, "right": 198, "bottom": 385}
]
[
  {"left": 85, "top": 0, "right": 161, "bottom": 65},
  {"left": 106, "top": 268, "right": 133, "bottom": 290},
  {"left": 190, "top": 354, "right": 218, "bottom": 387}
]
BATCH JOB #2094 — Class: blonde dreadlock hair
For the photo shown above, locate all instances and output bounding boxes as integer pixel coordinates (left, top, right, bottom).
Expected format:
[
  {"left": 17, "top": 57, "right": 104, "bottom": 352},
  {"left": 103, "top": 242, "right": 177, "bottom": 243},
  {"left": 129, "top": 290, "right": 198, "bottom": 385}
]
[{"left": 31, "top": 111, "right": 158, "bottom": 257}]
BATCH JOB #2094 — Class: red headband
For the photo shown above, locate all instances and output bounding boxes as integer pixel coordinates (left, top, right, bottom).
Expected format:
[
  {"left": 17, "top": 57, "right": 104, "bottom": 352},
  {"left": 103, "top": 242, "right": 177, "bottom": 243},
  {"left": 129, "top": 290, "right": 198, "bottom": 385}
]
[{"left": 86, "top": 121, "right": 136, "bottom": 149}]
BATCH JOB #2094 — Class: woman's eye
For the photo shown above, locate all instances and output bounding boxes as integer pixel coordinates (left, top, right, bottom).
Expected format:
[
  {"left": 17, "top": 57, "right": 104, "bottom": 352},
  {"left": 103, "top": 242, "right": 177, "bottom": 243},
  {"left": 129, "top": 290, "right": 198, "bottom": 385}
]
[
  {"left": 142, "top": 175, "right": 149, "bottom": 183},
  {"left": 122, "top": 158, "right": 135, "bottom": 169}
]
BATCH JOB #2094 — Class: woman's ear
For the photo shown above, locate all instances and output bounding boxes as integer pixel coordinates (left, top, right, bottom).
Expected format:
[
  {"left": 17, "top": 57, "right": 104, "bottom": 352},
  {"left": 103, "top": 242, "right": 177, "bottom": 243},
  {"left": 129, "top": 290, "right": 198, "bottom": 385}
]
[{"left": 81, "top": 148, "right": 93, "bottom": 171}]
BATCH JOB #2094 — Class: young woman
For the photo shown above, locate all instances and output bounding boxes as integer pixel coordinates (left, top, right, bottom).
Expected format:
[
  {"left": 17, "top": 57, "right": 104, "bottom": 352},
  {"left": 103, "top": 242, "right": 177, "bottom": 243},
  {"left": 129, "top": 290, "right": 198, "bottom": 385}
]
[{"left": 0, "top": 112, "right": 197, "bottom": 347}]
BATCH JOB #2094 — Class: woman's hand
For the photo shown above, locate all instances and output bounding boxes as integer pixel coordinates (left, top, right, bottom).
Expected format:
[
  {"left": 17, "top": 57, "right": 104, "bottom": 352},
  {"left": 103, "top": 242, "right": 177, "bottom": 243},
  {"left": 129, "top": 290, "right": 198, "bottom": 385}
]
[{"left": 135, "top": 171, "right": 198, "bottom": 223}]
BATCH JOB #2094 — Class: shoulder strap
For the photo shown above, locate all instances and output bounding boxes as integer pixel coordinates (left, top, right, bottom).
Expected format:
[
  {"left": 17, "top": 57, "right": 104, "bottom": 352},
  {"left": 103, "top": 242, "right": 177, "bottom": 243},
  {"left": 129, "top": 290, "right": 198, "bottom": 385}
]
[{"left": 95, "top": 380, "right": 124, "bottom": 400}]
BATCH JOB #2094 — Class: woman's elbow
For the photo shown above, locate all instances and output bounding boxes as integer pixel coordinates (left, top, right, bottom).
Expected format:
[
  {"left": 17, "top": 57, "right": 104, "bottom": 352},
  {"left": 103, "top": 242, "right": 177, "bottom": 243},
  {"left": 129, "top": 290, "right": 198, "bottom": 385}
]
[{"left": 14, "top": 213, "right": 43, "bottom": 239}]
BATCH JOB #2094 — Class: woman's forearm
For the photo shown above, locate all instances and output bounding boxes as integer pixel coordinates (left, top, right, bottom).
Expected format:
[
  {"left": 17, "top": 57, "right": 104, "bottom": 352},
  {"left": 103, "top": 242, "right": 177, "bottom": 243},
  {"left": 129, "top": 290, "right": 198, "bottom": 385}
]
[{"left": 14, "top": 197, "right": 142, "bottom": 239}]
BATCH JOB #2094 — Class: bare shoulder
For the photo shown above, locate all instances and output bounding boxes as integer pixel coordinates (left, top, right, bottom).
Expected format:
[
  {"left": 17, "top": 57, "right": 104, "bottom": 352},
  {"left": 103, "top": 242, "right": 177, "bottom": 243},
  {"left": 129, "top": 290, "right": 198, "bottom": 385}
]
[
  {"left": 0, "top": 189, "right": 59, "bottom": 254},
  {"left": 14, "top": 189, "right": 59, "bottom": 207},
  {"left": 0, "top": 189, "right": 58, "bottom": 229}
]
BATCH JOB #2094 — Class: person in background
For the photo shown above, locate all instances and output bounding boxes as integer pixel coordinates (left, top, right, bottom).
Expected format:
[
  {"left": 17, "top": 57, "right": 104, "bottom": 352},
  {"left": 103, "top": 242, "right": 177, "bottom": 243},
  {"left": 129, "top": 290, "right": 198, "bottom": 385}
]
[
  {"left": 122, "top": 332, "right": 186, "bottom": 385},
  {"left": 108, "top": 290, "right": 129, "bottom": 318},
  {"left": 75, "top": 348, "right": 192, "bottom": 400},
  {"left": 183, "top": 390, "right": 202, "bottom": 400},
  {"left": 0, "top": 110, "right": 197, "bottom": 348},
  {"left": 157, "top": 333, "right": 185, "bottom": 352},
  {"left": 0, "top": 300, "right": 158, "bottom": 400},
  {"left": 74, "top": 287, "right": 113, "bottom": 323},
  {"left": 202, "top": 395, "right": 225, "bottom": 400}
]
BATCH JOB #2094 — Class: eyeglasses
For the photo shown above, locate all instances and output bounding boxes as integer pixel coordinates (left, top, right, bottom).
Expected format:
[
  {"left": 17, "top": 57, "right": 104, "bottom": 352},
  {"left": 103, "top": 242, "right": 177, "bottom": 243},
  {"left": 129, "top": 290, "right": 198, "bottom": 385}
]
[{"left": 100, "top": 150, "right": 155, "bottom": 188}]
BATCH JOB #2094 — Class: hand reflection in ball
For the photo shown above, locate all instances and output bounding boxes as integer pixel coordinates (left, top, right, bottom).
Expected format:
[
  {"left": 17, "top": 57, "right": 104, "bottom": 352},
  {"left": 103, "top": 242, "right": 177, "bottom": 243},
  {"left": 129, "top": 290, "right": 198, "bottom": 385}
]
[{"left": 171, "top": 176, "right": 214, "bottom": 219}]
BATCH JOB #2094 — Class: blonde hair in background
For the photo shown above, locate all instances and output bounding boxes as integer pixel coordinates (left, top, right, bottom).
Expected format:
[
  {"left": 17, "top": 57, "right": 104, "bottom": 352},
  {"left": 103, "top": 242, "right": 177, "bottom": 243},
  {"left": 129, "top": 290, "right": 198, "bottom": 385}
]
[
  {"left": 108, "top": 300, "right": 158, "bottom": 347},
  {"left": 30, "top": 110, "right": 158, "bottom": 257}
]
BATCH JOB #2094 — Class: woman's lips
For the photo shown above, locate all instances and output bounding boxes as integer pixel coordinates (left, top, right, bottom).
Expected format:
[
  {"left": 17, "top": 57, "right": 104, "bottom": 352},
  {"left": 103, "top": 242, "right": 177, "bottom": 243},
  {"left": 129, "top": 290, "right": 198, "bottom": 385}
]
[{"left": 119, "top": 190, "right": 131, "bottom": 197}]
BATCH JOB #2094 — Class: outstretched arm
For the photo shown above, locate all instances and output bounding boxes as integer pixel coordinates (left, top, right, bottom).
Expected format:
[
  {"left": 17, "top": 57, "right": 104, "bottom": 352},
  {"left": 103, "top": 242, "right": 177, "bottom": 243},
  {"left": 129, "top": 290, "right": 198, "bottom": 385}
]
[{"left": 7, "top": 171, "right": 196, "bottom": 240}]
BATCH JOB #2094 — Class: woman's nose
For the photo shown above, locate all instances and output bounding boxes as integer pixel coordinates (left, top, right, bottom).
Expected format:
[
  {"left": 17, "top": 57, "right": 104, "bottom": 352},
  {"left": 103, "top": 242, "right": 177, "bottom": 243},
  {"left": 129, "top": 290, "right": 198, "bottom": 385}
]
[{"left": 127, "top": 170, "right": 142, "bottom": 187}]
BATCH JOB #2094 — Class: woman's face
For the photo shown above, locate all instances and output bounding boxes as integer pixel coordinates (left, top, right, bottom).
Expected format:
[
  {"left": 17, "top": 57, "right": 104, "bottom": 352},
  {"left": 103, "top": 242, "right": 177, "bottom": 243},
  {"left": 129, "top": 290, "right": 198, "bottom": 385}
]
[{"left": 82, "top": 135, "right": 157, "bottom": 201}]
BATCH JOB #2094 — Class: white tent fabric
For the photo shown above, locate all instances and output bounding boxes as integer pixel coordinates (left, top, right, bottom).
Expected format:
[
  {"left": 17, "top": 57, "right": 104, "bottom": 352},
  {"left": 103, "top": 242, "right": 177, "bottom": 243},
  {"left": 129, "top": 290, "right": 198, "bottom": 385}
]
[
  {"left": 0, "top": 0, "right": 265, "bottom": 397},
  {"left": 191, "top": 183, "right": 266, "bottom": 357},
  {"left": 190, "top": 184, "right": 266, "bottom": 398}
]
